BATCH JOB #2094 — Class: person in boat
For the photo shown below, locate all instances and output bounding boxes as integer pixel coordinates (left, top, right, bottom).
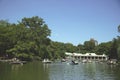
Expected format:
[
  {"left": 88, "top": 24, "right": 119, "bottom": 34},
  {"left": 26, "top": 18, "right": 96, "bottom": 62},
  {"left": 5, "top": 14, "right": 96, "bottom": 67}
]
[{"left": 72, "top": 60, "right": 75, "bottom": 64}]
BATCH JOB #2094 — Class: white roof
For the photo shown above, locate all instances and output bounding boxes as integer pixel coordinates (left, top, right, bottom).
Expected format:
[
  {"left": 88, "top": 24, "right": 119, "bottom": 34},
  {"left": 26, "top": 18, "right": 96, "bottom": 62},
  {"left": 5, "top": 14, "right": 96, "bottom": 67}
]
[
  {"left": 85, "top": 53, "right": 96, "bottom": 56},
  {"left": 65, "top": 52, "right": 107, "bottom": 57},
  {"left": 65, "top": 52, "right": 73, "bottom": 56}
]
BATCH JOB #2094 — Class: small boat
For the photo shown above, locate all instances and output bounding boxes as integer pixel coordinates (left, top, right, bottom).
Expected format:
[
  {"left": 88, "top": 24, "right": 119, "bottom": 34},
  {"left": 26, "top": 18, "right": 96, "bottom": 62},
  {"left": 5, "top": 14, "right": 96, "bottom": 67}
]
[
  {"left": 88, "top": 60, "right": 92, "bottom": 63},
  {"left": 70, "top": 60, "right": 78, "bottom": 65},
  {"left": 107, "top": 59, "right": 117, "bottom": 65},
  {"left": 61, "top": 59, "right": 66, "bottom": 62},
  {"left": 9, "top": 58, "right": 27, "bottom": 65},
  {"left": 42, "top": 59, "right": 52, "bottom": 63},
  {"left": 82, "top": 60, "right": 87, "bottom": 63}
]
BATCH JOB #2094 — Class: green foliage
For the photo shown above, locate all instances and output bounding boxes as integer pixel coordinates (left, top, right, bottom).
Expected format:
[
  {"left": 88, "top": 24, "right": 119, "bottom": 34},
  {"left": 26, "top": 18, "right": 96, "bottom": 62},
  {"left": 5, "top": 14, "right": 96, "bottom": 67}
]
[
  {"left": 0, "top": 16, "right": 51, "bottom": 60},
  {"left": 116, "top": 36, "right": 120, "bottom": 60},
  {"left": 83, "top": 39, "right": 96, "bottom": 53},
  {"left": 64, "top": 43, "right": 77, "bottom": 53},
  {"left": 107, "top": 36, "right": 120, "bottom": 60},
  {"left": 109, "top": 38, "right": 118, "bottom": 59},
  {"left": 0, "top": 16, "right": 74, "bottom": 60},
  {"left": 47, "top": 41, "right": 66, "bottom": 59},
  {"left": 117, "top": 45, "right": 120, "bottom": 60},
  {"left": 0, "top": 17, "right": 120, "bottom": 61},
  {"left": 95, "top": 42, "right": 112, "bottom": 55},
  {"left": 0, "top": 21, "right": 15, "bottom": 56}
]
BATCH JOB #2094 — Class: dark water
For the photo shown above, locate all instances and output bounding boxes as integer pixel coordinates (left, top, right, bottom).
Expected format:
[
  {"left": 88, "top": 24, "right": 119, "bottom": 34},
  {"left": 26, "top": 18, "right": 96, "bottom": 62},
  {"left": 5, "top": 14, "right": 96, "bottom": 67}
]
[{"left": 0, "top": 61, "right": 120, "bottom": 80}]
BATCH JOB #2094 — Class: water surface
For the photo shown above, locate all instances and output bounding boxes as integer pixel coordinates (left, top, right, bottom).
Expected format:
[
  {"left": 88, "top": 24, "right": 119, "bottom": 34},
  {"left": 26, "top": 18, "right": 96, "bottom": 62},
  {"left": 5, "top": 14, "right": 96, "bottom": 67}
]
[{"left": 0, "top": 61, "right": 120, "bottom": 80}]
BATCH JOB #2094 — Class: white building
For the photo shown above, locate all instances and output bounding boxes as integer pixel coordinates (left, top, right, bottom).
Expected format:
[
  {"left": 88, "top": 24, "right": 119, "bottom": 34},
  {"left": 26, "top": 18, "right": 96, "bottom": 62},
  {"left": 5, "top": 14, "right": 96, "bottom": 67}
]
[{"left": 65, "top": 52, "right": 108, "bottom": 61}]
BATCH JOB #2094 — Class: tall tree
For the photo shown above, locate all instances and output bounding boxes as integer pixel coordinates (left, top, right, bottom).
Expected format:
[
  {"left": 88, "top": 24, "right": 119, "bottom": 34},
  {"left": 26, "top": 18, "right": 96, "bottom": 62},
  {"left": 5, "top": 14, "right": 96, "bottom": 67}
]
[
  {"left": 7, "top": 16, "right": 51, "bottom": 60},
  {"left": 109, "top": 38, "right": 118, "bottom": 59},
  {"left": 0, "top": 20, "right": 15, "bottom": 57},
  {"left": 95, "top": 42, "right": 112, "bottom": 55},
  {"left": 84, "top": 39, "right": 96, "bottom": 52}
]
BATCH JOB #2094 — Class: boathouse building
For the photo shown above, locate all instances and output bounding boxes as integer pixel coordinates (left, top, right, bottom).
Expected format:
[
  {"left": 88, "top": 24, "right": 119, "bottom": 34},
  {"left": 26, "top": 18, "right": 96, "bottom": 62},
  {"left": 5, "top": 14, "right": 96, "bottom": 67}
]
[{"left": 65, "top": 52, "right": 108, "bottom": 61}]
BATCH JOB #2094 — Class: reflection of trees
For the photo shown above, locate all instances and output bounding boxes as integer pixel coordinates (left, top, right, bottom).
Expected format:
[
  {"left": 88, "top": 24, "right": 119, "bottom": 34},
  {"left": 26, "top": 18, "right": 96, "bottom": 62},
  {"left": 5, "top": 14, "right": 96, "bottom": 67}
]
[
  {"left": 84, "top": 63, "right": 120, "bottom": 80},
  {"left": 112, "top": 65, "right": 120, "bottom": 80},
  {"left": 11, "top": 64, "right": 23, "bottom": 71},
  {"left": 43, "top": 63, "right": 49, "bottom": 71},
  {"left": 19, "top": 62, "right": 50, "bottom": 80},
  {"left": 82, "top": 63, "right": 96, "bottom": 79},
  {"left": 0, "top": 62, "right": 50, "bottom": 80},
  {"left": 10, "top": 62, "right": 50, "bottom": 80},
  {"left": 82, "top": 63, "right": 117, "bottom": 80},
  {"left": 0, "top": 63, "right": 12, "bottom": 80}
]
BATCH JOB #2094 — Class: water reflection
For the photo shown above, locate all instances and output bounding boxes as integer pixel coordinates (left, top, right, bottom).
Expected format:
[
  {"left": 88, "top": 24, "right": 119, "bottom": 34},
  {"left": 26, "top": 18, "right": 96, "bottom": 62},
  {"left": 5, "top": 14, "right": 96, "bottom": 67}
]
[
  {"left": 0, "top": 62, "right": 11, "bottom": 80},
  {"left": 11, "top": 64, "right": 23, "bottom": 70},
  {"left": 0, "top": 62, "right": 120, "bottom": 80},
  {"left": 48, "top": 62, "right": 117, "bottom": 80},
  {"left": 0, "top": 62, "right": 49, "bottom": 80}
]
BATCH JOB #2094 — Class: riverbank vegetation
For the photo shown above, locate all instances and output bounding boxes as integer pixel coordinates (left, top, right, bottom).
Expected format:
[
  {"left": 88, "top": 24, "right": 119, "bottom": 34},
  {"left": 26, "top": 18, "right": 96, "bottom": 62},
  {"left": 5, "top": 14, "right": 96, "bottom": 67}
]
[{"left": 0, "top": 16, "right": 120, "bottom": 61}]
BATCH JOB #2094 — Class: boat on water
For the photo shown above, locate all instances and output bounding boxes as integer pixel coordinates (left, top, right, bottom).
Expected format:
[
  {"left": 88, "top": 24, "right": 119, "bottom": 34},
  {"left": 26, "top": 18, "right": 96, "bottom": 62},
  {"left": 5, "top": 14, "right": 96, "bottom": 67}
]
[
  {"left": 9, "top": 58, "right": 27, "bottom": 65},
  {"left": 10, "top": 61, "right": 27, "bottom": 65},
  {"left": 42, "top": 59, "right": 52, "bottom": 63},
  {"left": 61, "top": 59, "right": 66, "bottom": 62},
  {"left": 82, "top": 59, "right": 92, "bottom": 63},
  {"left": 69, "top": 60, "right": 78, "bottom": 65}
]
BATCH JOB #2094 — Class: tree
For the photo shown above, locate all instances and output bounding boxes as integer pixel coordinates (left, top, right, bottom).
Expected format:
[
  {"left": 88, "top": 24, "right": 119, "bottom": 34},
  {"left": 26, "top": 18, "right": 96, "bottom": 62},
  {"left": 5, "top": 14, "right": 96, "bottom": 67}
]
[
  {"left": 48, "top": 41, "right": 66, "bottom": 59},
  {"left": 116, "top": 36, "right": 120, "bottom": 60},
  {"left": 0, "top": 20, "right": 15, "bottom": 57},
  {"left": 109, "top": 38, "right": 118, "bottom": 59},
  {"left": 84, "top": 39, "right": 96, "bottom": 52},
  {"left": 7, "top": 16, "right": 51, "bottom": 60},
  {"left": 95, "top": 42, "right": 112, "bottom": 55},
  {"left": 65, "top": 43, "right": 77, "bottom": 53},
  {"left": 77, "top": 44, "right": 84, "bottom": 53}
]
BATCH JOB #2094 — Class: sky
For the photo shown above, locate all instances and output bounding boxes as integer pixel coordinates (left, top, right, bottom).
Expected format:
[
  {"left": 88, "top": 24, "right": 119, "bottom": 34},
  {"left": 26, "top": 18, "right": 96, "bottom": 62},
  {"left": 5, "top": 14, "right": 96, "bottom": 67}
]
[{"left": 0, "top": 0, "right": 120, "bottom": 45}]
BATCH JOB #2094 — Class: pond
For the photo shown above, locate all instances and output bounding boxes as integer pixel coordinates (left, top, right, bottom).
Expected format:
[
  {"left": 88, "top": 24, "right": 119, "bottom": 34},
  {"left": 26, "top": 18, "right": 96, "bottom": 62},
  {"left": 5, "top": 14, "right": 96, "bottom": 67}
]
[{"left": 0, "top": 61, "right": 120, "bottom": 80}]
